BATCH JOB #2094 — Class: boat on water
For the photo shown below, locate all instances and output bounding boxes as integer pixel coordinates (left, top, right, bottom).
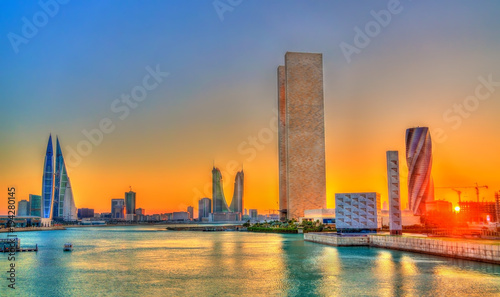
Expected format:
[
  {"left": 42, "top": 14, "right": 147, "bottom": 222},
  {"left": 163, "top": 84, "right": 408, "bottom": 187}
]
[{"left": 63, "top": 243, "right": 73, "bottom": 251}]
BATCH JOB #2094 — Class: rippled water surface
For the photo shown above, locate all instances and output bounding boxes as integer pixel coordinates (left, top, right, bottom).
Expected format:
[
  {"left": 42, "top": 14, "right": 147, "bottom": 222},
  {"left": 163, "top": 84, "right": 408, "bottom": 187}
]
[{"left": 1, "top": 226, "right": 499, "bottom": 296}]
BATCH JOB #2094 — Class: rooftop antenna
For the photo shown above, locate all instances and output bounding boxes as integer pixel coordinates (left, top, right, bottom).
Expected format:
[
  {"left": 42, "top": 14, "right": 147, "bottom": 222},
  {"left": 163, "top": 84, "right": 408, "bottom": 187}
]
[{"left": 129, "top": 185, "right": 132, "bottom": 192}]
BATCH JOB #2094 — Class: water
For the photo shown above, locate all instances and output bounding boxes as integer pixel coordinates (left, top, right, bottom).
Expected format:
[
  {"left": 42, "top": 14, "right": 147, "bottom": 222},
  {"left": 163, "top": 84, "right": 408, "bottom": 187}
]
[{"left": 1, "top": 226, "right": 499, "bottom": 296}]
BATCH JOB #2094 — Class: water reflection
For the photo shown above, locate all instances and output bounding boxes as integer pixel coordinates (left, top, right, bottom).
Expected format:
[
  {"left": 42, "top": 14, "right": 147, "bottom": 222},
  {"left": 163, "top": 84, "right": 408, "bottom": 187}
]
[{"left": 2, "top": 227, "right": 500, "bottom": 296}]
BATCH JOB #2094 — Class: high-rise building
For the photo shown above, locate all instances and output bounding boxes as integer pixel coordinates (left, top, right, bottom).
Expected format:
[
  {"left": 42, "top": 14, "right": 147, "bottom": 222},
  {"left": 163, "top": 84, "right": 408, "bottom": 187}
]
[
  {"left": 18, "top": 200, "right": 30, "bottom": 216},
  {"left": 111, "top": 199, "right": 125, "bottom": 219},
  {"left": 406, "top": 127, "right": 434, "bottom": 215},
  {"left": 62, "top": 178, "right": 77, "bottom": 221},
  {"left": 135, "top": 208, "right": 145, "bottom": 216},
  {"left": 212, "top": 167, "right": 230, "bottom": 213},
  {"left": 278, "top": 52, "right": 327, "bottom": 220},
  {"left": 41, "top": 135, "right": 54, "bottom": 220},
  {"left": 198, "top": 198, "right": 211, "bottom": 220},
  {"left": 212, "top": 167, "right": 244, "bottom": 214},
  {"left": 249, "top": 209, "right": 258, "bottom": 220},
  {"left": 53, "top": 138, "right": 73, "bottom": 220},
  {"left": 125, "top": 190, "right": 136, "bottom": 219},
  {"left": 386, "top": 151, "right": 402, "bottom": 235},
  {"left": 29, "top": 194, "right": 41, "bottom": 217},
  {"left": 187, "top": 206, "right": 194, "bottom": 220},
  {"left": 277, "top": 65, "right": 287, "bottom": 221},
  {"left": 229, "top": 171, "right": 244, "bottom": 213}
]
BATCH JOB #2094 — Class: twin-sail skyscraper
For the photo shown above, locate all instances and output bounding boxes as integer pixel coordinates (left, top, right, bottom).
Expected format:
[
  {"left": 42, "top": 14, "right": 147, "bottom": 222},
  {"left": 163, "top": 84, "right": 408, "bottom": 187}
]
[{"left": 41, "top": 134, "right": 77, "bottom": 224}]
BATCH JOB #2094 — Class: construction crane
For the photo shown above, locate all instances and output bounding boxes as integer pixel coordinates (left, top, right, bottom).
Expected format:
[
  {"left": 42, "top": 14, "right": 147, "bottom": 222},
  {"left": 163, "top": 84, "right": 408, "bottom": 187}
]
[{"left": 436, "top": 183, "right": 488, "bottom": 203}]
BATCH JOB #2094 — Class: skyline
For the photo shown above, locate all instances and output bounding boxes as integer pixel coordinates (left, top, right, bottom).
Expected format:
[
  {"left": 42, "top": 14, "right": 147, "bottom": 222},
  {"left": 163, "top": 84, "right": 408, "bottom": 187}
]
[{"left": 2, "top": 1, "right": 500, "bottom": 215}]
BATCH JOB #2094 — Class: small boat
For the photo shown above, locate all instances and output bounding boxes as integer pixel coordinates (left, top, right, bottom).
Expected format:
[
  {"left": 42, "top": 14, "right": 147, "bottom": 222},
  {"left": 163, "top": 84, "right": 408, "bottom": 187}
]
[{"left": 63, "top": 243, "right": 73, "bottom": 252}]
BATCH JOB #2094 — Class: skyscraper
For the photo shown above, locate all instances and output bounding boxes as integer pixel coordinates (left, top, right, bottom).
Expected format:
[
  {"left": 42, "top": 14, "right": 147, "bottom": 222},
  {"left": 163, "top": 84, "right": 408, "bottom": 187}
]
[
  {"left": 212, "top": 167, "right": 244, "bottom": 214},
  {"left": 212, "top": 167, "right": 230, "bottom": 213},
  {"left": 53, "top": 138, "right": 74, "bottom": 220},
  {"left": 187, "top": 206, "right": 194, "bottom": 220},
  {"left": 277, "top": 65, "right": 287, "bottom": 221},
  {"left": 278, "top": 52, "right": 327, "bottom": 220},
  {"left": 198, "top": 198, "right": 211, "bottom": 220},
  {"left": 125, "top": 190, "right": 136, "bottom": 220},
  {"left": 406, "top": 127, "right": 434, "bottom": 215},
  {"left": 386, "top": 151, "right": 402, "bottom": 235},
  {"left": 18, "top": 200, "right": 30, "bottom": 216},
  {"left": 41, "top": 135, "right": 54, "bottom": 220},
  {"left": 229, "top": 170, "right": 244, "bottom": 213},
  {"left": 62, "top": 178, "right": 77, "bottom": 221},
  {"left": 29, "top": 194, "right": 41, "bottom": 217},
  {"left": 111, "top": 199, "right": 125, "bottom": 219}
]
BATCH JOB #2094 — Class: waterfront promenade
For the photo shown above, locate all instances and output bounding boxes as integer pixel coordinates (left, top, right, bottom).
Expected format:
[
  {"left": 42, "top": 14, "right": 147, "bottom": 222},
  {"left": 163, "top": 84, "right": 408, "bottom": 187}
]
[{"left": 304, "top": 232, "right": 500, "bottom": 264}]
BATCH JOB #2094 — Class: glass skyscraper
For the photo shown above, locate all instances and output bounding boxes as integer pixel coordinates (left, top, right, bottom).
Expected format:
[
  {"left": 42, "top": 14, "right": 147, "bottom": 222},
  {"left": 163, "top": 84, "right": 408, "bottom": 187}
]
[
  {"left": 406, "top": 127, "right": 434, "bottom": 215},
  {"left": 212, "top": 167, "right": 244, "bottom": 214},
  {"left": 29, "top": 194, "right": 41, "bottom": 217},
  {"left": 41, "top": 135, "right": 54, "bottom": 219},
  {"left": 229, "top": 170, "right": 244, "bottom": 213},
  {"left": 125, "top": 190, "right": 136, "bottom": 219},
  {"left": 41, "top": 135, "right": 77, "bottom": 221}
]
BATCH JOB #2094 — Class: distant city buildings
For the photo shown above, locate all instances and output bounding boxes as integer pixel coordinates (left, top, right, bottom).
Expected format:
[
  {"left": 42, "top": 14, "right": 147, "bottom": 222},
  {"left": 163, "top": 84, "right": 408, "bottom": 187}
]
[
  {"left": 125, "top": 190, "right": 136, "bottom": 221},
  {"left": 187, "top": 206, "right": 193, "bottom": 220},
  {"left": 29, "top": 194, "right": 41, "bottom": 217},
  {"left": 111, "top": 199, "right": 125, "bottom": 219},
  {"left": 209, "top": 212, "right": 241, "bottom": 222},
  {"left": 278, "top": 52, "right": 327, "bottom": 220},
  {"left": 18, "top": 200, "right": 30, "bottom": 216},
  {"left": 198, "top": 198, "right": 211, "bottom": 221},
  {"left": 335, "top": 193, "right": 381, "bottom": 233},
  {"left": 386, "top": 151, "right": 402, "bottom": 235},
  {"left": 136, "top": 208, "right": 145, "bottom": 216},
  {"left": 78, "top": 208, "right": 95, "bottom": 219},
  {"left": 249, "top": 209, "right": 258, "bottom": 220},
  {"left": 406, "top": 127, "right": 434, "bottom": 215},
  {"left": 172, "top": 212, "right": 189, "bottom": 221}
]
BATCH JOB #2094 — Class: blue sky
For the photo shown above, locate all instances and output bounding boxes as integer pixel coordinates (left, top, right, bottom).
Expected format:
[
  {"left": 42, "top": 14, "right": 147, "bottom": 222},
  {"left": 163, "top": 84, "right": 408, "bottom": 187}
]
[{"left": 1, "top": 0, "right": 500, "bottom": 213}]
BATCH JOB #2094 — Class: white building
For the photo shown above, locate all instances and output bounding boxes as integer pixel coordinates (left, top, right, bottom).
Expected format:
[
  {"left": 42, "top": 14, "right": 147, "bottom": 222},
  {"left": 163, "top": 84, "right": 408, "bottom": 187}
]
[{"left": 335, "top": 193, "right": 381, "bottom": 232}]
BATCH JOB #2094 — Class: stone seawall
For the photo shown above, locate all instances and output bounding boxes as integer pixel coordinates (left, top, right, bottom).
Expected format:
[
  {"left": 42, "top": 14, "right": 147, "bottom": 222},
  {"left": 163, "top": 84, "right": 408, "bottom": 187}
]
[
  {"left": 304, "top": 233, "right": 500, "bottom": 264},
  {"left": 369, "top": 235, "right": 500, "bottom": 264},
  {"left": 304, "top": 233, "right": 369, "bottom": 246}
]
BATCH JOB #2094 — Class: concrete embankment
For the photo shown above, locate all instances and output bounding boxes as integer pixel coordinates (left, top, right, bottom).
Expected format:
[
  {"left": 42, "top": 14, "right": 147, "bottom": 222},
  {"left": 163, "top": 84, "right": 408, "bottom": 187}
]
[
  {"left": 304, "top": 232, "right": 500, "bottom": 264},
  {"left": 0, "top": 226, "right": 66, "bottom": 233}
]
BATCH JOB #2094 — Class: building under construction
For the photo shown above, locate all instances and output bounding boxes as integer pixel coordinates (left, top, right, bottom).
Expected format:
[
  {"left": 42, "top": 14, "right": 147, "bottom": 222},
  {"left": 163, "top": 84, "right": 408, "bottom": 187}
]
[{"left": 458, "top": 201, "right": 498, "bottom": 223}]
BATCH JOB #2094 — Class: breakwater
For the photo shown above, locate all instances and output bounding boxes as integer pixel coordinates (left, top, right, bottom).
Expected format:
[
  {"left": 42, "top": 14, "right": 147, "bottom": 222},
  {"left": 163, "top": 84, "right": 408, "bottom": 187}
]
[{"left": 304, "top": 232, "right": 500, "bottom": 264}]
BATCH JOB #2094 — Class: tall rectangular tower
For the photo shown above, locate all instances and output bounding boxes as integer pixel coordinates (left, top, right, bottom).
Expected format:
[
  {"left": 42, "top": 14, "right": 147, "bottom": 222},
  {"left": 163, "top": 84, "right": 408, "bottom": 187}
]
[
  {"left": 386, "top": 151, "right": 402, "bottom": 235},
  {"left": 282, "top": 52, "right": 327, "bottom": 219},
  {"left": 277, "top": 65, "right": 288, "bottom": 221}
]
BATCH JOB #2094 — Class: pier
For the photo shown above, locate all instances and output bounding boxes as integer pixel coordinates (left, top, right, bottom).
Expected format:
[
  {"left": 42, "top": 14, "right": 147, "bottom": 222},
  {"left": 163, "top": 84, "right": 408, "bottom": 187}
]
[{"left": 0, "top": 238, "right": 38, "bottom": 253}]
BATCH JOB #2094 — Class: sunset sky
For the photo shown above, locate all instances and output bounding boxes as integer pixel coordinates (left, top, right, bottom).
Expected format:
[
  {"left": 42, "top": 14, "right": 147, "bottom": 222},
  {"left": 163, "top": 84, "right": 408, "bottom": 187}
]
[{"left": 1, "top": 0, "right": 499, "bottom": 216}]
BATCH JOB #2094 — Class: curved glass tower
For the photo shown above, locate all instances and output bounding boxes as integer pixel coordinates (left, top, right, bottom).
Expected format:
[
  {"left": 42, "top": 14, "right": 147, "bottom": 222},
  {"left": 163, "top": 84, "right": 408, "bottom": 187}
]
[
  {"left": 41, "top": 135, "right": 54, "bottom": 219},
  {"left": 212, "top": 167, "right": 230, "bottom": 213},
  {"left": 406, "top": 127, "right": 434, "bottom": 215},
  {"left": 229, "top": 170, "right": 244, "bottom": 213}
]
